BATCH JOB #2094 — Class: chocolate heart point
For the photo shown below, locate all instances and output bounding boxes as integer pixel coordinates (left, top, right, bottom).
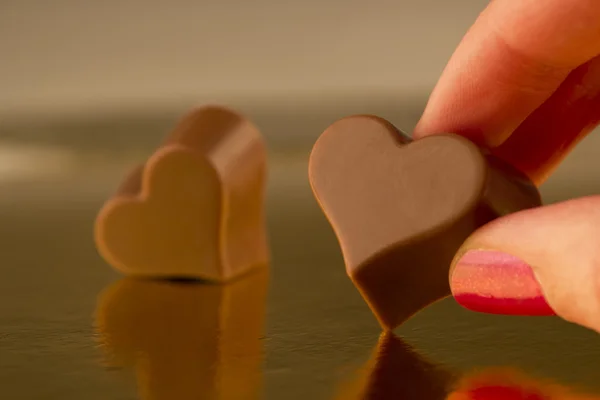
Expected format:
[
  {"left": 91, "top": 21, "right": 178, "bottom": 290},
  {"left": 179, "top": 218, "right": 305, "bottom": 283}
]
[{"left": 309, "top": 115, "right": 541, "bottom": 329}]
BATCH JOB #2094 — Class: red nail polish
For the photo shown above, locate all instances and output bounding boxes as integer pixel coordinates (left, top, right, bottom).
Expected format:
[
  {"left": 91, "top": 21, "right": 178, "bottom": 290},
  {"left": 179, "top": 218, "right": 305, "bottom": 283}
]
[{"left": 451, "top": 250, "right": 556, "bottom": 316}]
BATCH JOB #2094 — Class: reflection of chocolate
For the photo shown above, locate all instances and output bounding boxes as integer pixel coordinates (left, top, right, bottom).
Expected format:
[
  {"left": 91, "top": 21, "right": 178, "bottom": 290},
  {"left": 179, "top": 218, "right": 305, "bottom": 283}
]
[
  {"left": 309, "top": 115, "right": 542, "bottom": 330},
  {"left": 334, "top": 332, "right": 454, "bottom": 399},
  {"left": 94, "top": 268, "right": 268, "bottom": 400},
  {"left": 94, "top": 106, "right": 269, "bottom": 282}
]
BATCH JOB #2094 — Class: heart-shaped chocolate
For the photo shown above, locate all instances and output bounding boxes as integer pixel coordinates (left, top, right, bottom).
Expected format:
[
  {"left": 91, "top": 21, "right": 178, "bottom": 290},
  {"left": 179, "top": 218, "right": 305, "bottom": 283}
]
[
  {"left": 309, "top": 115, "right": 541, "bottom": 329},
  {"left": 94, "top": 106, "right": 269, "bottom": 282}
]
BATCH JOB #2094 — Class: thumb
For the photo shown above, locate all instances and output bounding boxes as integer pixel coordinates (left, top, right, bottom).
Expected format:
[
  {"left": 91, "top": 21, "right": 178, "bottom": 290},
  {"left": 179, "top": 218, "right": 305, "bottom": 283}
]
[{"left": 450, "top": 196, "right": 600, "bottom": 333}]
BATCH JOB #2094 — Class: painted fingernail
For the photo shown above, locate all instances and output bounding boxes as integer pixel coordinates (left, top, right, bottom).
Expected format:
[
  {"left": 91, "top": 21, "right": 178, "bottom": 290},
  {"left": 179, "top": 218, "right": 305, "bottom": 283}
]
[{"left": 451, "top": 250, "right": 556, "bottom": 316}]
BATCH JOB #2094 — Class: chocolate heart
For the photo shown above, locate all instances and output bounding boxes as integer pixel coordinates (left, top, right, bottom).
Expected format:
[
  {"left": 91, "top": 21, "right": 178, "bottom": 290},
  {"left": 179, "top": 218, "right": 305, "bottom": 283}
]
[
  {"left": 308, "top": 115, "right": 541, "bottom": 329},
  {"left": 94, "top": 106, "right": 269, "bottom": 282}
]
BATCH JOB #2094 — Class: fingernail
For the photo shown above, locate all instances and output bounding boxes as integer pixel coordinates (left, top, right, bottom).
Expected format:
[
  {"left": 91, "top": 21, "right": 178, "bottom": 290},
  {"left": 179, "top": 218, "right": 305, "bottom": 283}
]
[{"left": 451, "top": 250, "right": 556, "bottom": 316}]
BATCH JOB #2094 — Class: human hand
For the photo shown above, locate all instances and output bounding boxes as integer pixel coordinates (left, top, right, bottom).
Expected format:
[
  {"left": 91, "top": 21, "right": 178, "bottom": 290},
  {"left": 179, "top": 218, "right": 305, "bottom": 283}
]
[{"left": 414, "top": 0, "right": 600, "bottom": 332}]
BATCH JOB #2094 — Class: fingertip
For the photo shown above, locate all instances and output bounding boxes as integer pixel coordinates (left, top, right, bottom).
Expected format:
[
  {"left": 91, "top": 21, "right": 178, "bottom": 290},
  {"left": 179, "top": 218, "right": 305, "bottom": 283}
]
[
  {"left": 450, "top": 197, "right": 600, "bottom": 333},
  {"left": 450, "top": 249, "right": 556, "bottom": 317},
  {"left": 414, "top": 0, "right": 600, "bottom": 147}
]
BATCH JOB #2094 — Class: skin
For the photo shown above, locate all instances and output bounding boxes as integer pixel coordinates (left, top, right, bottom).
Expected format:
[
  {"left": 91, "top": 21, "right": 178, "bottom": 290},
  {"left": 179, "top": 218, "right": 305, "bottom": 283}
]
[{"left": 414, "top": 0, "right": 600, "bottom": 333}]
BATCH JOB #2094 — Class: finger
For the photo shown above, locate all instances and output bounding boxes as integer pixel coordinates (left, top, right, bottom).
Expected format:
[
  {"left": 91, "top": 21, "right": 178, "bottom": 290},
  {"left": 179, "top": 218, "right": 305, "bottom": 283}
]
[
  {"left": 413, "top": 42, "right": 600, "bottom": 189},
  {"left": 413, "top": 0, "right": 600, "bottom": 147},
  {"left": 494, "top": 54, "right": 600, "bottom": 185},
  {"left": 449, "top": 196, "right": 600, "bottom": 334}
]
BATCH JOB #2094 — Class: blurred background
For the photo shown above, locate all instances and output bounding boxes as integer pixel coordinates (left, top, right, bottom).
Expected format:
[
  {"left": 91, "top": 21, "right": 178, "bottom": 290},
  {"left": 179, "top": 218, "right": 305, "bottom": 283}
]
[
  {"left": 2, "top": 0, "right": 478, "bottom": 116},
  {"left": 1, "top": 0, "right": 598, "bottom": 201},
  {"left": 2, "top": 1, "right": 600, "bottom": 399}
]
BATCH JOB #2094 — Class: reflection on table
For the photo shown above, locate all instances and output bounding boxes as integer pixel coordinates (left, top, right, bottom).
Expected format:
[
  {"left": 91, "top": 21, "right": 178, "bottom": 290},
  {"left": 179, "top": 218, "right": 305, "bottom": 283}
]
[
  {"left": 94, "top": 267, "right": 268, "bottom": 400},
  {"left": 333, "top": 332, "right": 455, "bottom": 399},
  {"left": 334, "top": 332, "right": 599, "bottom": 400},
  {"left": 449, "top": 368, "right": 600, "bottom": 400}
]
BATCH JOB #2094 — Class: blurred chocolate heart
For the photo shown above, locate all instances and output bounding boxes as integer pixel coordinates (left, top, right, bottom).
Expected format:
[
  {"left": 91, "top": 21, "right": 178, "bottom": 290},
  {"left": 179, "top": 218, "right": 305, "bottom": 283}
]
[{"left": 95, "top": 106, "right": 269, "bottom": 282}]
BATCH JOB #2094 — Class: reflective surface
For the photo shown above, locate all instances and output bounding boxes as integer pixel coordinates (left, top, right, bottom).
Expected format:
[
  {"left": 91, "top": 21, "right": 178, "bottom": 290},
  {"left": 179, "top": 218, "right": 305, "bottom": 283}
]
[
  {"left": 95, "top": 270, "right": 268, "bottom": 400},
  {"left": 1, "top": 107, "right": 600, "bottom": 399}
]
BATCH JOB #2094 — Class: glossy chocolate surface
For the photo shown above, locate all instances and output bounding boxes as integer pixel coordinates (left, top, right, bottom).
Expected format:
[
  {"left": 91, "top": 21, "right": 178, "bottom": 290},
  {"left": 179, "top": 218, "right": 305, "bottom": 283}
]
[{"left": 309, "top": 115, "right": 542, "bottom": 329}]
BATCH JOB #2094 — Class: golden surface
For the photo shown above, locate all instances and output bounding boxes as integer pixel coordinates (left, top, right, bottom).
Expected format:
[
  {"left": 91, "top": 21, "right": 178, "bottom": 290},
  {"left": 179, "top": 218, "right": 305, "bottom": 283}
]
[
  {"left": 1, "top": 108, "right": 599, "bottom": 399},
  {"left": 95, "top": 268, "right": 268, "bottom": 400}
]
